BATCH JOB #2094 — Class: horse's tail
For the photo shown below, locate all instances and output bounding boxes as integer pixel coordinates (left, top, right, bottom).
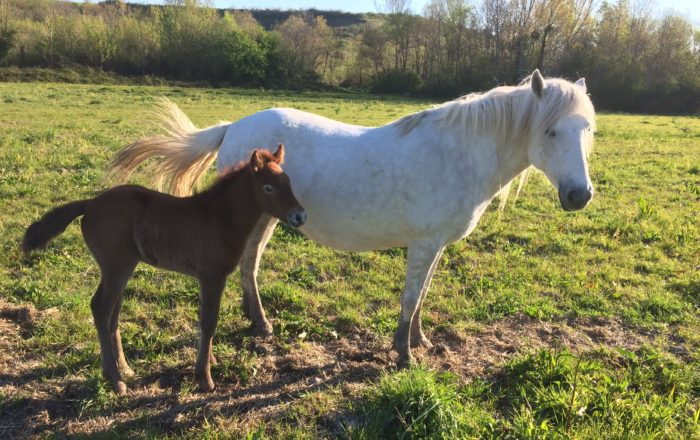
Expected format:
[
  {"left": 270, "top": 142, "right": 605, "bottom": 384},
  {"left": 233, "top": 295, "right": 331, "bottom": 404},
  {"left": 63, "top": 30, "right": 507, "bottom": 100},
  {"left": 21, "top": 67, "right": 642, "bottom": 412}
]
[
  {"left": 23, "top": 200, "right": 89, "bottom": 254},
  {"left": 109, "top": 98, "right": 229, "bottom": 196}
]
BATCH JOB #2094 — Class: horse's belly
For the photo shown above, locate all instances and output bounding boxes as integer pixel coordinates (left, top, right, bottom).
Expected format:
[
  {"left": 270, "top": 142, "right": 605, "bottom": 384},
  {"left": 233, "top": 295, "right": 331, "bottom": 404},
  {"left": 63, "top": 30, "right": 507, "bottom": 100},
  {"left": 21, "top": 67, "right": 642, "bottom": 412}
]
[
  {"left": 291, "top": 174, "right": 476, "bottom": 251},
  {"left": 298, "top": 215, "right": 409, "bottom": 251}
]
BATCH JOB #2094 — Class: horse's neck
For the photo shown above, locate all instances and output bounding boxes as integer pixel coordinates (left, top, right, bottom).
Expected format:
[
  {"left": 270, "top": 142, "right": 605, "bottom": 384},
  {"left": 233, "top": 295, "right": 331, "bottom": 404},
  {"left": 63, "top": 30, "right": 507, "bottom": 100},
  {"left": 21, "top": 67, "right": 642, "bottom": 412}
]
[
  {"left": 201, "top": 171, "right": 262, "bottom": 236},
  {"left": 489, "top": 140, "right": 530, "bottom": 194}
]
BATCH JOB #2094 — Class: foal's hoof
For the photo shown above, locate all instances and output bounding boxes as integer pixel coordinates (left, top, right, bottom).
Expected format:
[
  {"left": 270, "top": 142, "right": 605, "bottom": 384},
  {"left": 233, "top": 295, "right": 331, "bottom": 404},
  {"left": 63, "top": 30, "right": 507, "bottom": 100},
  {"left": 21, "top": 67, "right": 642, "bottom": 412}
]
[
  {"left": 410, "top": 334, "right": 433, "bottom": 349},
  {"left": 198, "top": 378, "right": 216, "bottom": 393},
  {"left": 112, "top": 380, "right": 128, "bottom": 396},
  {"left": 396, "top": 355, "right": 415, "bottom": 370},
  {"left": 120, "top": 365, "right": 135, "bottom": 377},
  {"left": 209, "top": 354, "right": 218, "bottom": 365}
]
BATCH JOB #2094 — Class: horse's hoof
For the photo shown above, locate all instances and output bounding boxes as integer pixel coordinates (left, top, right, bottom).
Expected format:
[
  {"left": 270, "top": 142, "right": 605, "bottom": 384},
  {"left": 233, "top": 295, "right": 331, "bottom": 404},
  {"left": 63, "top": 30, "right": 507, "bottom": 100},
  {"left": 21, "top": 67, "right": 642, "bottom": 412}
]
[
  {"left": 120, "top": 365, "right": 135, "bottom": 377},
  {"left": 112, "top": 380, "right": 127, "bottom": 396},
  {"left": 410, "top": 334, "right": 433, "bottom": 349},
  {"left": 251, "top": 322, "right": 273, "bottom": 338}
]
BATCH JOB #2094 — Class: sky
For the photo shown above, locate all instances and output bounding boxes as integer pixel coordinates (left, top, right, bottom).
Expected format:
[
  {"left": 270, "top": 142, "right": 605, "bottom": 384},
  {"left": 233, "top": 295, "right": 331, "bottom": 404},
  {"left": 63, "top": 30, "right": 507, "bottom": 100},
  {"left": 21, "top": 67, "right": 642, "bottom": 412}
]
[{"left": 121, "top": 0, "right": 700, "bottom": 25}]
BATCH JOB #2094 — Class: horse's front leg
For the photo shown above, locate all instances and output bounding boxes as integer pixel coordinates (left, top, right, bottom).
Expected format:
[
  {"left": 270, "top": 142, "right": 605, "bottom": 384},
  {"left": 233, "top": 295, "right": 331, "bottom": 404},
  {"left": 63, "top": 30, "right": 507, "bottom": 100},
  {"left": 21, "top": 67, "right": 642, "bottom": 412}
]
[
  {"left": 410, "top": 247, "right": 444, "bottom": 348},
  {"left": 240, "top": 215, "right": 278, "bottom": 337},
  {"left": 393, "top": 241, "right": 445, "bottom": 368}
]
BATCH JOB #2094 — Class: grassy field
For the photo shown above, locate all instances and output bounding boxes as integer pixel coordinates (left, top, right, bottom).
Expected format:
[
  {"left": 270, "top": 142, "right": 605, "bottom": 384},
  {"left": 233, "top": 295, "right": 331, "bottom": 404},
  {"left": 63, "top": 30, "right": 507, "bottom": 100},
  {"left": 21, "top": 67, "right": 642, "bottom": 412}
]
[{"left": 1, "top": 82, "right": 698, "bottom": 439}]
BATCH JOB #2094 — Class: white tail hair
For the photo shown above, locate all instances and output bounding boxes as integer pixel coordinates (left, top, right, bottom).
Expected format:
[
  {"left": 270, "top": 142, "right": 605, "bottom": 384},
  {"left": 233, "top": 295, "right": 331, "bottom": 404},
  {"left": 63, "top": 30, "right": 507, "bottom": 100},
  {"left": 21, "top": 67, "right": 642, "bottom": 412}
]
[{"left": 109, "top": 98, "right": 229, "bottom": 196}]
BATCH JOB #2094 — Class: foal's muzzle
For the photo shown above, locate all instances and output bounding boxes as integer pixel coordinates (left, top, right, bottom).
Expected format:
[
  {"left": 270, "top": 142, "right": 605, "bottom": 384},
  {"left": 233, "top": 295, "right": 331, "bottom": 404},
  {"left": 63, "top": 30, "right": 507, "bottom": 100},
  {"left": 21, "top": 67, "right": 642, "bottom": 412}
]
[
  {"left": 558, "top": 185, "right": 593, "bottom": 211},
  {"left": 287, "top": 209, "right": 307, "bottom": 228}
]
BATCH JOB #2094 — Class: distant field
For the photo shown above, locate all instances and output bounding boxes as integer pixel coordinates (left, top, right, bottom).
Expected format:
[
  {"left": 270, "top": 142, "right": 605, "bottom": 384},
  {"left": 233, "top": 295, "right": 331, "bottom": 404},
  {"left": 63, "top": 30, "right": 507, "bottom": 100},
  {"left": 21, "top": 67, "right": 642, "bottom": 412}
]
[{"left": 1, "top": 82, "right": 698, "bottom": 438}]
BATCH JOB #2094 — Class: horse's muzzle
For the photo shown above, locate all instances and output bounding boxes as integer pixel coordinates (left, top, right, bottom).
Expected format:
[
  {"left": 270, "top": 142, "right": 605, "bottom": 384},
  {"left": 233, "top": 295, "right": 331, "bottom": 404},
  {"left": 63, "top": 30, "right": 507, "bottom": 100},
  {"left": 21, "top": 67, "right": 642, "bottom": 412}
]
[
  {"left": 559, "top": 185, "right": 593, "bottom": 211},
  {"left": 287, "top": 209, "right": 307, "bottom": 228}
]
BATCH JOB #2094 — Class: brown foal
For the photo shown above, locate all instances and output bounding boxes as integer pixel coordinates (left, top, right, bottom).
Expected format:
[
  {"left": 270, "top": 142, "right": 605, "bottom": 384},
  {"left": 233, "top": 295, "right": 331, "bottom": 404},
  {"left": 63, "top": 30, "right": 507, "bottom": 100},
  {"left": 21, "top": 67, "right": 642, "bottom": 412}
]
[{"left": 23, "top": 145, "right": 305, "bottom": 395}]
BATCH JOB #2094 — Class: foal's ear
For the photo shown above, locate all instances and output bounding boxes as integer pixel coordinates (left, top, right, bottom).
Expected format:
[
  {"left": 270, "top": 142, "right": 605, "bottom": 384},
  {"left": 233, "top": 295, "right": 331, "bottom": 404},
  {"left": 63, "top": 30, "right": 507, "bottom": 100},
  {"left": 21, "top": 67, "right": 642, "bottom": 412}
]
[
  {"left": 575, "top": 77, "right": 586, "bottom": 92},
  {"left": 272, "top": 144, "right": 285, "bottom": 164},
  {"left": 250, "top": 150, "right": 264, "bottom": 173},
  {"left": 531, "top": 69, "right": 546, "bottom": 98}
]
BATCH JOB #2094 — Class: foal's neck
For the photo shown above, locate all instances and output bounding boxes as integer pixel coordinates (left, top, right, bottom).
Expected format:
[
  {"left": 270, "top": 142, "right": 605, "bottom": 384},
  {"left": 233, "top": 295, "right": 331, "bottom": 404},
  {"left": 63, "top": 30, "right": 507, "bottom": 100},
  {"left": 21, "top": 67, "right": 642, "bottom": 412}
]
[{"left": 197, "top": 168, "right": 262, "bottom": 233}]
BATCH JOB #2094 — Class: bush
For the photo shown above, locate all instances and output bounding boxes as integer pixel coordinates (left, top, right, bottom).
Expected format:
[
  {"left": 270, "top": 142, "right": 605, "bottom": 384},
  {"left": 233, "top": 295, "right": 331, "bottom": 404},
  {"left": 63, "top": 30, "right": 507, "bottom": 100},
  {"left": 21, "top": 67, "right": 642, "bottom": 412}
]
[
  {"left": 0, "top": 28, "right": 15, "bottom": 62},
  {"left": 371, "top": 68, "right": 422, "bottom": 94}
]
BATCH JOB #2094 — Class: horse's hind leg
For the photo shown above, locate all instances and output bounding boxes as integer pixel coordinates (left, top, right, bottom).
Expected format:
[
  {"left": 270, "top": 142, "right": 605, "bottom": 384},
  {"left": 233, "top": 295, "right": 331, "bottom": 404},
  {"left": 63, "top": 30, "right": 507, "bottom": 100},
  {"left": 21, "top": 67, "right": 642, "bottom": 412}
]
[
  {"left": 110, "top": 296, "right": 134, "bottom": 377},
  {"left": 410, "top": 247, "right": 444, "bottom": 349},
  {"left": 240, "top": 215, "right": 278, "bottom": 337},
  {"left": 91, "top": 259, "right": 137, "bottom": 395},
  {"left": 195, "top": 274, "right": 227, "bottom": 392}
]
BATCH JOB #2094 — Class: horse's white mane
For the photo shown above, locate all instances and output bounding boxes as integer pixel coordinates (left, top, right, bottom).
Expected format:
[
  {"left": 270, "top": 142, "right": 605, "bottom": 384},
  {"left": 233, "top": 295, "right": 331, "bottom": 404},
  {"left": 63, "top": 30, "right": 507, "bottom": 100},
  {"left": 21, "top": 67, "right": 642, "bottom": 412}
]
[
  {"left": 392, "top": 76, "right": 596, "bottom": 207},
  {"left": 393, "top": 77, "right": 595, "bottom": 153}
]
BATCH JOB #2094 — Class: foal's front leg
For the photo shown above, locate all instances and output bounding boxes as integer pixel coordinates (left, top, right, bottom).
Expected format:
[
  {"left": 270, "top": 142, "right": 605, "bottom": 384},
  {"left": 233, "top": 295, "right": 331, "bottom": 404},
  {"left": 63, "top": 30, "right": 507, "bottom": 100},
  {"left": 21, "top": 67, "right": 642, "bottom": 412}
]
[
  {"left": 195, "top": 275, "right": 227, "bottom": 392},
  {"left": 394, "top": 242, "right": 444, "bottom": 368}
]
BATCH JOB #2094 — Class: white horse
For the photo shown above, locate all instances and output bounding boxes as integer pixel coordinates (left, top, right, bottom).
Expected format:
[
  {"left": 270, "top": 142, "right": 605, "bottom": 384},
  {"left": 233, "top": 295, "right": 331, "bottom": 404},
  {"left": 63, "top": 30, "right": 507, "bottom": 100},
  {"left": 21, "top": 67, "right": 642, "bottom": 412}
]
[{"left": 111, "top": 70, "right": 595, "bottom": 366}]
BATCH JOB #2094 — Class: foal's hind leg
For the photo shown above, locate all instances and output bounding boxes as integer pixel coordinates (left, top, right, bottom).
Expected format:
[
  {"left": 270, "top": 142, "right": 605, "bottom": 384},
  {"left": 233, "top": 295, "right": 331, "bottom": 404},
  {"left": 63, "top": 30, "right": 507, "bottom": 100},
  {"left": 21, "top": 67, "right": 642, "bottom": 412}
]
[
  {"left": 195, "top": 274, "right": 227, "bottom": 392},
  {"left": 110, "top": 296, "right": 134, "bottom": 377},
  {"left": 240, "top": 216, "right": 278, "bottom": 337},
  {"left": 91, "top": 260, "right": 137, "bottom": 395}
]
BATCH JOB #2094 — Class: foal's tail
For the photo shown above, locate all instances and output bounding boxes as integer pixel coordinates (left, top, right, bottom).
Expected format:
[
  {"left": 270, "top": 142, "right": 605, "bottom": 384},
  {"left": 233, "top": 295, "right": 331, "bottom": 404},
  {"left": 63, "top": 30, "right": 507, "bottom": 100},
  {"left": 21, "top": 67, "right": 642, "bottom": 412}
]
[
  {"left": 109, "top": 98, "right": 229, "bottom": 196},
  {"left": 22, "top": 200, "right": 89, "bottom": 254}
]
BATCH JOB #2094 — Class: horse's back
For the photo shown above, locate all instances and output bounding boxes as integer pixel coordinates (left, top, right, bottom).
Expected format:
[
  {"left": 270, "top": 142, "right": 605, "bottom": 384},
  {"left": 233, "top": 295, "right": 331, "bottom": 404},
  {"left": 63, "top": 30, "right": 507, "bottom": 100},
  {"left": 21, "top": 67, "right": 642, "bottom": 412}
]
[
  {"left": 218, "top": 108, "right": 371, "bottom": 169},
  {"left": 215, "top": 107, "right": 468, "bottom": 251}
]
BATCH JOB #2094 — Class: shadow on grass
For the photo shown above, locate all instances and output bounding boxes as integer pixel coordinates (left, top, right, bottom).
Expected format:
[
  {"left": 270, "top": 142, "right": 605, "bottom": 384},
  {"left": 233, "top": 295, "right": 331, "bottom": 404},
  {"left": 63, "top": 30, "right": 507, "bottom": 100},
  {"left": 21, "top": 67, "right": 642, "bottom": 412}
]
[{"left": 0, "top": 345, "right": 386, "bottom": 437}]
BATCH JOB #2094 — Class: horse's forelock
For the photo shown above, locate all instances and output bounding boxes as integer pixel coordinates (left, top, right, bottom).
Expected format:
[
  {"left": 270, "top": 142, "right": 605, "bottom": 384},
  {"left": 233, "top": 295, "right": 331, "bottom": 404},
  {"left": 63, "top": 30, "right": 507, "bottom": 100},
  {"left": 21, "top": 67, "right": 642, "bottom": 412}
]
[{"left": 533, "top": 79, "right": 596, "bottom": 154}]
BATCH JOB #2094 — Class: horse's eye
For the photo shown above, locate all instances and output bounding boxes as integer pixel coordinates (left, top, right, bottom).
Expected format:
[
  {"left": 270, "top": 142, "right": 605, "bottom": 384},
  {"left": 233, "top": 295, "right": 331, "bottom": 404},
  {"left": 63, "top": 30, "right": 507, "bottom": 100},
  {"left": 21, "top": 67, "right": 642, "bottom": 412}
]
[
  {"left": 546, "top": 128, "right": 556, "bottom": 137},
  {"left": 263, "top": 185, "right": 275, "bottom": 194}
]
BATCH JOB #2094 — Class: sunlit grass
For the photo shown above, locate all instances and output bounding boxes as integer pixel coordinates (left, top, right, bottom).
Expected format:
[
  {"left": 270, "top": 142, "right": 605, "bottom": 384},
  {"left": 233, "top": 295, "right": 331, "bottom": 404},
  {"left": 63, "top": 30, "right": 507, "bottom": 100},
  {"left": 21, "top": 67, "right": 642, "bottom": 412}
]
[{"left": 1, "top": 82, "right": 698, "bottom": 437}]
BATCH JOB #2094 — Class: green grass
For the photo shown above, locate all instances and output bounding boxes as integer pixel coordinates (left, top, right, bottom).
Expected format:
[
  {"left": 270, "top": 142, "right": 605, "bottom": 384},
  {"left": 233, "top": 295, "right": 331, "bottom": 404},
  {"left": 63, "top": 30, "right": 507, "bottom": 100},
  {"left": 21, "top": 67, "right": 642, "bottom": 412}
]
[
  {"left": 347, "top": 349, "right": 700, "bottom": 439},
  {"left": 0, "top": 82, "right": 699, "bottom": 438}
]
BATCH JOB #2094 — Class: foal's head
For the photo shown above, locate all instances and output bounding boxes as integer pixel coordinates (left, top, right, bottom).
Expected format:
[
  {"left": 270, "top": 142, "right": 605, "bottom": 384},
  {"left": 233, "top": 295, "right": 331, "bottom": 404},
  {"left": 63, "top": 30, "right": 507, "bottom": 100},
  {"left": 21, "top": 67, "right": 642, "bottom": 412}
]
[{"left": 249, "top": 144, "right": 306, "bottom": 227}]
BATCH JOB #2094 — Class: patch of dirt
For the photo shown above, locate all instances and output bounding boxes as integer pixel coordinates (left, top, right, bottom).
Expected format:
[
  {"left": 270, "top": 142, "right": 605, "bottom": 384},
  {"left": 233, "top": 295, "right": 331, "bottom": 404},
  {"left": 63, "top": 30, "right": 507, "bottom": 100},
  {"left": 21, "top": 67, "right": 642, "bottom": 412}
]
[
  {"left": 421, "top": 313, "right": 660, "bottom": 378},
  {"left": 0, "top": 302, "right": 688, "bottom": 438}
]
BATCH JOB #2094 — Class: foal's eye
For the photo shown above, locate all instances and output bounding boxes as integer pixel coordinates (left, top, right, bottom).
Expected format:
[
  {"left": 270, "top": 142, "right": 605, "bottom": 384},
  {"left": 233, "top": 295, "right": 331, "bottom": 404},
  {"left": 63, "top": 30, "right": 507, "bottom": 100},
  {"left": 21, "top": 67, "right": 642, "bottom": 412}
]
[
  {"left": 263, "top": 185, "right": 275, "bottom": 194},
  {"left": 546, "top": 128, "right": 556, "bottom": 137}
]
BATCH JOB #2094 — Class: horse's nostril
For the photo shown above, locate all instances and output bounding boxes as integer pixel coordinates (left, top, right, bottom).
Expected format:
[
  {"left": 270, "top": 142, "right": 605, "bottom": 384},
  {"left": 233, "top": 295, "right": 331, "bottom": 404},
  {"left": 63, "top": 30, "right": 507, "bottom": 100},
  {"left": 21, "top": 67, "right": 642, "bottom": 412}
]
[{"left": 566, "top": 188, "right": 592, "bottom": 207}]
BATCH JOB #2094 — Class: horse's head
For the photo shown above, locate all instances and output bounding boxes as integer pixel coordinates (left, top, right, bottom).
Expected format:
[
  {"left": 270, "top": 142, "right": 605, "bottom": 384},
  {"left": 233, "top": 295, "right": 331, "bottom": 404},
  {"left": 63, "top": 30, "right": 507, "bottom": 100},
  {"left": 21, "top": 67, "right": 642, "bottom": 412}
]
[
  {"left": 250, "top": 144, "right": 306, "bottom": 227},
  {"left": 526, "top": 70, "right": 595, "bottom": 211}
]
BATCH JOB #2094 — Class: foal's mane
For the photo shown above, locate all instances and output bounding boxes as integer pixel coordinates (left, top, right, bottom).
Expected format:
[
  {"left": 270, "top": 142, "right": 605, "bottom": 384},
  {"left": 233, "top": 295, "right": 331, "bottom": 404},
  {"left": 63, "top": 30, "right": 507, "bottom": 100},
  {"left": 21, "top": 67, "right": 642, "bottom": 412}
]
[
  {"left": 393, "top": 77, "right": 595, "bottom": 154},
  {"left": 217, "top": 150, "right": 277, "bottom": 180},
  {"left": 198, "top": 150, "right": 277, "bottom": 198}
]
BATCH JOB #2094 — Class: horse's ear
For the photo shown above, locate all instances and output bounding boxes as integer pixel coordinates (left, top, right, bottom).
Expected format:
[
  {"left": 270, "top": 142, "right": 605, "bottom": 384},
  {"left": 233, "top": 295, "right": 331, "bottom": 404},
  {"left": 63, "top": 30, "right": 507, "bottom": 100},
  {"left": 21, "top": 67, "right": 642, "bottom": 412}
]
[
  {"left": 575, "top": 77, "right": 586, "bottom": 92},
  {"left": 250, "top": 150, "right": 264, "bottom": 173},
  {"left": 531, "top": 69, "right": 545, "bottom": 98},
  {"left": 273, "top": 143, "right": 285, "bottom": 164}
]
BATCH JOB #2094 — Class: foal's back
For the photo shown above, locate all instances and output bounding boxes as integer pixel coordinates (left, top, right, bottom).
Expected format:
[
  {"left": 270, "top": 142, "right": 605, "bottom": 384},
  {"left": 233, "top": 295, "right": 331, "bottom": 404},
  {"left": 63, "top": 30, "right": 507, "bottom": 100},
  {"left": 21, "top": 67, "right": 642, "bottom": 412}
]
[{"left": 80, "top": 184, "right": 240, "bottom": 278}]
